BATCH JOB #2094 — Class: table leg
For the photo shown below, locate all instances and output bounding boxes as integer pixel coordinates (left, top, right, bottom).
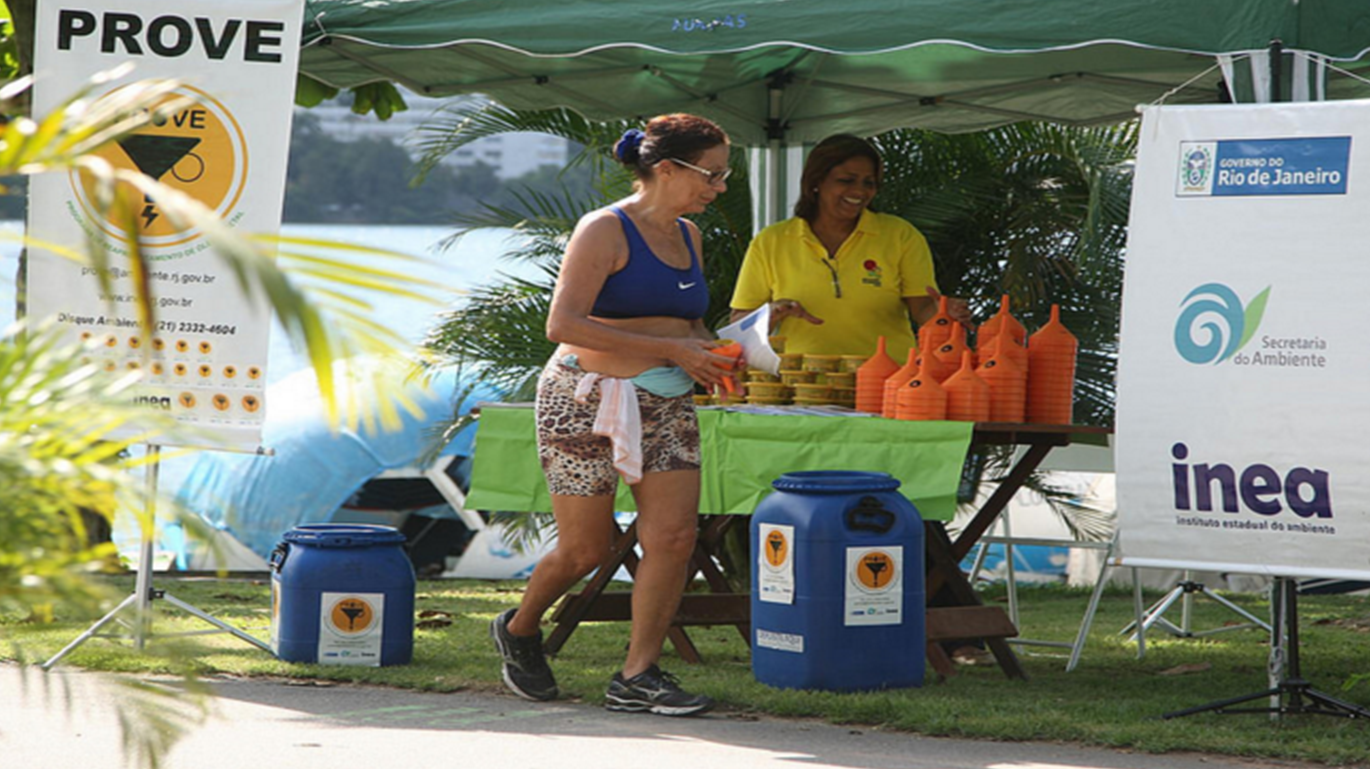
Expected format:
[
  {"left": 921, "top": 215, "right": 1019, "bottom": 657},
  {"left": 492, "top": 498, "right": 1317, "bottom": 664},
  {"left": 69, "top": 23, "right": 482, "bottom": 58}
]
[
  {"left": 691, "top": 515, "right": 750, "bottom": 645},
  {"left": 951, "top": 441, "right": 1054, "bottom": 562},
  {"left": 925, "top": 521, "right": 1027, "bottom": 680}
]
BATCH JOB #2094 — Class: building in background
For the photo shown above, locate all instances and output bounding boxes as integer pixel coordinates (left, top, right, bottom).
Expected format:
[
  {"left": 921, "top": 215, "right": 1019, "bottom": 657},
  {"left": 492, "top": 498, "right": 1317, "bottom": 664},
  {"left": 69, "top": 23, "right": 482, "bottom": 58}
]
[{"left": 302, "top": 92, "right": 570, "bottom": 180}]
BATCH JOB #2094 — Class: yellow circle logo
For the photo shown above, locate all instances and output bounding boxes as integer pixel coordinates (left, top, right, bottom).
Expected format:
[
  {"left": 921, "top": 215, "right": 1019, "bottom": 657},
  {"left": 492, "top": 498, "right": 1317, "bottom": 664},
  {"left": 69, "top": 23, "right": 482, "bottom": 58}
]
[
  {"left": 329, "top": 597, "right": 376, "bottom": 634},
  {"left": 70, "top": 84, "right": 248, "bottom": 250},
  {"left": 855, "top": 551, "right": 897, "bottom": 591},
  {"left": 764, "top": 530, "right": 788, "bottom": 568}
]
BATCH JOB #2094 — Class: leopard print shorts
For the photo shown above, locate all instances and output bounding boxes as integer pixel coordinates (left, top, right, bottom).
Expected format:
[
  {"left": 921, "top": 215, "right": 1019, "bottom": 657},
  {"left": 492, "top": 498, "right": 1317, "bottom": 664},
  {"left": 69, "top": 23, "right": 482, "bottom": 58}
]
[{"left": 535, "top": 359, "right": 701, "bottom": 496}]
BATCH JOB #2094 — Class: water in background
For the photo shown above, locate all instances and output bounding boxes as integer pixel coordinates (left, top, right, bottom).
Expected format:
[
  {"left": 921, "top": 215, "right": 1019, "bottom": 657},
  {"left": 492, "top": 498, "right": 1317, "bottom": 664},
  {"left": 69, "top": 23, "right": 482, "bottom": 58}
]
[
  {"left": 0, "top": 221, "right": 544, "bottom": 384},
  {"left": 0, "top": 221, "right": 546, "bottom": 562}
]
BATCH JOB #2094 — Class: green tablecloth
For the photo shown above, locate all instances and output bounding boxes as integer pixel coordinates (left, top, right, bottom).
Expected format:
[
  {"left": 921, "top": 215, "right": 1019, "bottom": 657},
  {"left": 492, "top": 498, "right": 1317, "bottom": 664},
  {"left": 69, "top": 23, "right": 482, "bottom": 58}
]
[{"left": 466, "top": 406, "right": 974, "bottom": 521}]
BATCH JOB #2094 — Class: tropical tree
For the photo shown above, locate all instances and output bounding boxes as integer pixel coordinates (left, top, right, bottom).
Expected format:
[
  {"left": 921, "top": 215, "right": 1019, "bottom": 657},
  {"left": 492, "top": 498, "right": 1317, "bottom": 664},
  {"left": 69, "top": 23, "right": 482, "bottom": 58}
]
[
  {"left": 2, "top": 70, "right": 442, "bottom": 769},
  {"left": 416, "top": 103, "right": 1133, "bottom": 542}
]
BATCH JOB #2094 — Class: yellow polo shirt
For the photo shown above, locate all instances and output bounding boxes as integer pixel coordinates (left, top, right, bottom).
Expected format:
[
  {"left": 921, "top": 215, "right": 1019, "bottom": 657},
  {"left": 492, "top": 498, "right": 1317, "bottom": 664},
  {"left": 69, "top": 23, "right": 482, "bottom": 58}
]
[{"left": 730, "top": 210, "right": 938, "bottom": 361}]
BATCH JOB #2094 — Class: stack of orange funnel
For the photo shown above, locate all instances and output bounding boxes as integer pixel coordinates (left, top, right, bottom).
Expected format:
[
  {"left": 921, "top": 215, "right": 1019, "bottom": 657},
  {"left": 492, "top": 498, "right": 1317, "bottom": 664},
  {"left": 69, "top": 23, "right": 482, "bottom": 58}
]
[
  {"left": 1026, "top": 304, "right": 1077, "bottom": 424},
  {"left": 976, "top": 331, "right": 1027, "bottom": 422},
  {"left": 915, "top": 343, "right": 956, "bottom": 384},
  {"left": 978, "top": 294, "right": 1027, "bottom": 351},
  {"left": 917, "top": 295, "right": 955, "bottom": 354},
  {"left": 895, "top": 372, "right": 947, "bottom": 421},
  {"left": 855, "top": 335, "right": 899, "bottom": 414},
  {"left": 942, "top": 351, "right": 991, "bottom": 422},
  {"left": 882, "top": 348, "right": 921, "bottom": 418},
  {"left": 932, "top": 322, "right": 969, "bottom": 372}
]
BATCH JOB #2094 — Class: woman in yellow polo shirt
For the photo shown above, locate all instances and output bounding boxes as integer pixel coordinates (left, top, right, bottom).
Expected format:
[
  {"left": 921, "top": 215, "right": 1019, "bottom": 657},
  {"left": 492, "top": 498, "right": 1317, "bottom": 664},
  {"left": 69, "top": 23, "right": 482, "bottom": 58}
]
[{"left": 730, "top": 134, "right": 970, "bottom": 361}]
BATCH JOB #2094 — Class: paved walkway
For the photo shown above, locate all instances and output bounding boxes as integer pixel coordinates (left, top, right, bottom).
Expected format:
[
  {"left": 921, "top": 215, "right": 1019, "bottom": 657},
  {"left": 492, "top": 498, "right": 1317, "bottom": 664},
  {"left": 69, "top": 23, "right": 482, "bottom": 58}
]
[{"left": 2, "top": 664, "right": 1315, "bottom": 769}]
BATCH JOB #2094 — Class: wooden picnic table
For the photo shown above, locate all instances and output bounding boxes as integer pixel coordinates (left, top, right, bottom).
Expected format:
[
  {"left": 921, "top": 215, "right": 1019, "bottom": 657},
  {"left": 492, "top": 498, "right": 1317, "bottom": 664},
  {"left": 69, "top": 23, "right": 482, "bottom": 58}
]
[{"left": 467, "top": 404, "right": 1111, "bottom": 680}]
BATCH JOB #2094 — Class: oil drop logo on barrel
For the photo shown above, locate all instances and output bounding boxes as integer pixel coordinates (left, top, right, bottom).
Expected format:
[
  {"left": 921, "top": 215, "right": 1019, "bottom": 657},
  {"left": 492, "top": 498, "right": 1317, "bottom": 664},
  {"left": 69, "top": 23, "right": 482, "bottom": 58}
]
[
  {"left": 68, "top": 83, "right": 248, "bottom": 251},
  {"left": 757, "top": 523, "right": 795, "bottom": 605},
  {"left": 318, "top": 591, "right": 385, "bottom": 665},
  {"left": 844, "top": 546, "right": 903, "bottom": 626}
]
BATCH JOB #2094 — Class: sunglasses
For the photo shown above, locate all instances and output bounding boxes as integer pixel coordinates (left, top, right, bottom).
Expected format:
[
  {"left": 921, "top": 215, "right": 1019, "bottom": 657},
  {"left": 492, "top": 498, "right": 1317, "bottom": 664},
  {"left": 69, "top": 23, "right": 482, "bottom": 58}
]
[{"left": 669, "top": 157, "right": 732, "bottom": 186}]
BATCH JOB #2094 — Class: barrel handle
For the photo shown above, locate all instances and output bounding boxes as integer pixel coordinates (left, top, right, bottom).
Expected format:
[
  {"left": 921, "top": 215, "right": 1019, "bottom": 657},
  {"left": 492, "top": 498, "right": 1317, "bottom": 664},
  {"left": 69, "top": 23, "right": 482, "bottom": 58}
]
[
  {"left": 845, "top": 496, "right": 896, "bottom": 534},
  {"left": 269, "top": 542, "right": 289, "bottom": 573}
]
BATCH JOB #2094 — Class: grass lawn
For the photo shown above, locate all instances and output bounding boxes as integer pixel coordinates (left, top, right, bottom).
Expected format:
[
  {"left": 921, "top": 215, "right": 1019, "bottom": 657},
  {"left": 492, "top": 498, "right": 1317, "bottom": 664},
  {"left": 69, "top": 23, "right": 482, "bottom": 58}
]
[{"left": 5, "top": 575, "right": 1370, "bottom": 765}]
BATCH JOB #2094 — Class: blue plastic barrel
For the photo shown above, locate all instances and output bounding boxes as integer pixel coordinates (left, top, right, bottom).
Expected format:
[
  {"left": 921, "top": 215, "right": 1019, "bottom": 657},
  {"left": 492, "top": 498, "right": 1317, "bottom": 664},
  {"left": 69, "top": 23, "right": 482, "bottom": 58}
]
[
  {"left": 750, "top": 471, "right": 925, "bottom": 691},
  {"left": 270, "top": 524, "right": 415, "bottom": 666}
]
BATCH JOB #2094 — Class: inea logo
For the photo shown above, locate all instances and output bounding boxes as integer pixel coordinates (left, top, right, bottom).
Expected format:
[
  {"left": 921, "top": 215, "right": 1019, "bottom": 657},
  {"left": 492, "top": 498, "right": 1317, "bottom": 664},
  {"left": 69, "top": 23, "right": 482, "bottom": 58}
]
[
  {"left": 1173, "top": 283, "right": 1271, "bottom": 364},
  {"left": 1171, "top": 442, "right": 1331, "bottom": 519}
]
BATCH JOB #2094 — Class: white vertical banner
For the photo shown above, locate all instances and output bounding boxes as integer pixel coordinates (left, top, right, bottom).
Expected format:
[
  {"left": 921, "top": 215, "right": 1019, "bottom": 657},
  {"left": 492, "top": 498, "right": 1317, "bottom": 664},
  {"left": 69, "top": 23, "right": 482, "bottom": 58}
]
[
  {"left": 1116, "top": 100, "right": 1370, "bottom": 580},
  {"left": 26, "top": 0, "right": 304, "bottom": 449}
]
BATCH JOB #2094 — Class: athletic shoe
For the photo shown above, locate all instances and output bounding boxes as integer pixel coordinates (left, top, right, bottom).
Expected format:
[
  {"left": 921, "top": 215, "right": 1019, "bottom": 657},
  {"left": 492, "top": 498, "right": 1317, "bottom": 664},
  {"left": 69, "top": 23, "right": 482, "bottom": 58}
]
[
  {"left": 489, "top": 608, "right": 558, "bottom": 701},
  {"left": 605, "top": 664, "right": 714, "bottom": 716}
]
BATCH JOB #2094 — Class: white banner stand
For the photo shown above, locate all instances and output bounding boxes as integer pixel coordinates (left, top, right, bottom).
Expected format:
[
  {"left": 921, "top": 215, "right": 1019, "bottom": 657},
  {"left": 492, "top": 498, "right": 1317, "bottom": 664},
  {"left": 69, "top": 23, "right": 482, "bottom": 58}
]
[
  {"left": 42, "top": 446, "right": 272, "bottom": 669},
  {"left": 1161, "top": 577, "right": 1369, "bottom": 719}
]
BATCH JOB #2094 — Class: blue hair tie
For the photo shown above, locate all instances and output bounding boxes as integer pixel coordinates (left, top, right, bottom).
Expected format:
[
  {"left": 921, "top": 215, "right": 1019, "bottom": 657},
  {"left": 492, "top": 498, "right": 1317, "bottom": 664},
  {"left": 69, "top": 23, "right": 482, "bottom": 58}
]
[{"left": 616, "top": 128, "right": 645, "bottom": 161}]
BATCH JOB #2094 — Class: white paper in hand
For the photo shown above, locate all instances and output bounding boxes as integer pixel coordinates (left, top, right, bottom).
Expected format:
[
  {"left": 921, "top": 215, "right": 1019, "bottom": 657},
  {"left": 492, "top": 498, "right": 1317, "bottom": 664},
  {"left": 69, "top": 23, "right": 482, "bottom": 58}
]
[{"left": 716, "top": 305, "right": 781, "bottom": 375}]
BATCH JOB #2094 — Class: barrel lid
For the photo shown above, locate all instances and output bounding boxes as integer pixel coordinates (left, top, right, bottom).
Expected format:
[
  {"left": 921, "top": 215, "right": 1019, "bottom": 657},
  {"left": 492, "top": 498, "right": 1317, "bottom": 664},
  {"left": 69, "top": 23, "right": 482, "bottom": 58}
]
[
  {"left": 771, "top": 470, "right": 902, "bottom": 494},
  {"left": 283, "top": 524, "right": 407, "bottom": 548}
]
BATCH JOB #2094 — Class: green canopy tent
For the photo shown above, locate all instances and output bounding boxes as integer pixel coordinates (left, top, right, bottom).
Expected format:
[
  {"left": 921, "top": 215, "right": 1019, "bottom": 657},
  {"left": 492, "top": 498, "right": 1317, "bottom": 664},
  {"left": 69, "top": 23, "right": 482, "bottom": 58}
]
[{"left": 297, "top": 0, "right": 1370, "bottom": 220}]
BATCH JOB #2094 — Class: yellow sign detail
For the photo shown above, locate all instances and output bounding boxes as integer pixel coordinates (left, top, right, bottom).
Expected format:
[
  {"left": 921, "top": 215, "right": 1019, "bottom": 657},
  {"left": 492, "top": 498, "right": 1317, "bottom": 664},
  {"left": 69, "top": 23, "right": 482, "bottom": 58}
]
[
  {"left": 329, "top": 597, "right": 376, "bottom": 634},
  {"left": 69, "top": 84, "right": 248, "bottom": 249},
  {"left": 855, "top": 550, "right": 896, "bottom": 590},
  {"left": 764, "top": 529, "right": 789, "bottom": 567}
]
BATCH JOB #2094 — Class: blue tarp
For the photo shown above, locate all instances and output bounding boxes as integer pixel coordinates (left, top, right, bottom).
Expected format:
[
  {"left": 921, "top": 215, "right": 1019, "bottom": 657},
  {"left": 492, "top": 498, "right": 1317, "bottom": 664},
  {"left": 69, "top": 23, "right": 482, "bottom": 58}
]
[{"left": 172, "top": 357, "right": 499, "bottom": 559}]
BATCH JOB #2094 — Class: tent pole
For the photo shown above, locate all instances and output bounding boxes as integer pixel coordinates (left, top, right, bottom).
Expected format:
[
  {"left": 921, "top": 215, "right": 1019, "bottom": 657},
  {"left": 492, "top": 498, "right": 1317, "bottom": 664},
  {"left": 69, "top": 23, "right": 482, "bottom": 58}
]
[{"left": 1269, "top": 40, "right": 1284, "bottom": 102}]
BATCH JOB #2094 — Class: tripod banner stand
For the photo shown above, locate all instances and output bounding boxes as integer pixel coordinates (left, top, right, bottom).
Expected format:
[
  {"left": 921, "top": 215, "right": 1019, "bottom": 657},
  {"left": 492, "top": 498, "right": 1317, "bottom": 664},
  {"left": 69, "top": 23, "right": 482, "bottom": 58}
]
[
  {"left": 1113, "top": 102, "right": 1370, "bottom": 716},
  {"left": 42, "top": 447, "right": 271, "bottom": 670}
]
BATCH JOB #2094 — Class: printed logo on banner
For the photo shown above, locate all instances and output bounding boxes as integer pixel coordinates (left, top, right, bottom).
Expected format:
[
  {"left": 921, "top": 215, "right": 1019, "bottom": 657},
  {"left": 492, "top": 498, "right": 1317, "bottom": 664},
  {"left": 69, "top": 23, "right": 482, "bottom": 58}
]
[
  {"left": 1173, "top": 283, "right": 1269, "bottom": 364},
  {"left": 1175, "top": 137, "right": 1350, "bottom": 197},
  {"left": 69, "top": 83, "right": 248, "bottom": 252},
  {"left": 1176, "top": 142, "right": 1216, "bottom": 195},
  {"left": 1174, "top": 282, "right": 1331, "bottom": 369},
  {"left": 1169, "top": 441, "right": 1336, "bottom": 535}
]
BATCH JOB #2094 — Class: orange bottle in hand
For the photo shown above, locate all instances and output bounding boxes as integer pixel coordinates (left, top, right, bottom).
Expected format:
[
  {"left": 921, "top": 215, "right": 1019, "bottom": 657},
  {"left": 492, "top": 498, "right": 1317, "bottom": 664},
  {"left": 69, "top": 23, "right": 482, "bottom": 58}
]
[{"left": 711, "top": 341, "right": 745, "bottom": 402}]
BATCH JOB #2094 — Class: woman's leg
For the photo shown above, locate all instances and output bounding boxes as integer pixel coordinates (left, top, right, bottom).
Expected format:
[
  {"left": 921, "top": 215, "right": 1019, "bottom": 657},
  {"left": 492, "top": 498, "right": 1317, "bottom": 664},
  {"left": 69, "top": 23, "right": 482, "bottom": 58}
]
[
  {"left": 622, "top": 468, "right": 700, "bottom": 678},
  {"left": 506, "top": 494, "right": 616, "bottom": 636}
]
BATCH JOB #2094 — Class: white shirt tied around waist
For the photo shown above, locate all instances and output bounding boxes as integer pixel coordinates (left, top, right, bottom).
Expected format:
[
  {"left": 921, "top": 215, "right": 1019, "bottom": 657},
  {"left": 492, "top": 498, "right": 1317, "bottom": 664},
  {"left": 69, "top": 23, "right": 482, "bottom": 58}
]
[
  {"left": 573, "top": 372, "right": 644, "bottom": 485},
  {"left": 564, "top": 355, "right": 695, "bottom": 486}
]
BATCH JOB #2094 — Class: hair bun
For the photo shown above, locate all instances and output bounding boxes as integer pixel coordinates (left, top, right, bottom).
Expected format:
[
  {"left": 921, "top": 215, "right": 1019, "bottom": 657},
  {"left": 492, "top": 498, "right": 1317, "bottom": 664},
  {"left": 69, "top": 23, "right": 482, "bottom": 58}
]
[{"left": 615, "top": 128, "right": 645, "bottom": 163}]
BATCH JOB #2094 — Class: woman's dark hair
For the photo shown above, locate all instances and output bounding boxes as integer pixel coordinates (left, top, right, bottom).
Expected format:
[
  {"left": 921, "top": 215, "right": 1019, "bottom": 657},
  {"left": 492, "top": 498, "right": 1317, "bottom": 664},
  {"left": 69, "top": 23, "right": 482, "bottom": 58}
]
[
  {"left": 614, "top": 113, "right": 729, "bottom": 181},
  {"left": 793, "top": 134, "right": 884, "bottom": 222}
]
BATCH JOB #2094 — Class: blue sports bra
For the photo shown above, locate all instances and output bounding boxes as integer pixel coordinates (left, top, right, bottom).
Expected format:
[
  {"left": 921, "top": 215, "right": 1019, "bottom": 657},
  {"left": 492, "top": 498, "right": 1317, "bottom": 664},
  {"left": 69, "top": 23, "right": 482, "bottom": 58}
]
[{"left": 591, "top": 207, "right": 709, "bottom": 320}]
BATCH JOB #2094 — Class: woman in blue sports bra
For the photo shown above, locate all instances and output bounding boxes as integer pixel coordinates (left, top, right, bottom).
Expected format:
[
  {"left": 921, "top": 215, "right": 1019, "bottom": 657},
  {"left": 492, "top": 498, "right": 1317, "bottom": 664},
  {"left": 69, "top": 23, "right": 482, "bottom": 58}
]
[{"left": 490, "top": 114, "right": 735, "bottom": 717}]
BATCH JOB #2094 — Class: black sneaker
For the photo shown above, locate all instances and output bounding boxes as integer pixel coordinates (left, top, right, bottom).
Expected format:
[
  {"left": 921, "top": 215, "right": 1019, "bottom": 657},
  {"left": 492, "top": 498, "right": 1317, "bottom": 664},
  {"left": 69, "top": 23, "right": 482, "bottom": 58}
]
[
  {"left": 490, "top": 608, "right": 558, "bottom": 702},
  {"left": 605, "top": 664, "right": 714, "bottom": 716}
]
